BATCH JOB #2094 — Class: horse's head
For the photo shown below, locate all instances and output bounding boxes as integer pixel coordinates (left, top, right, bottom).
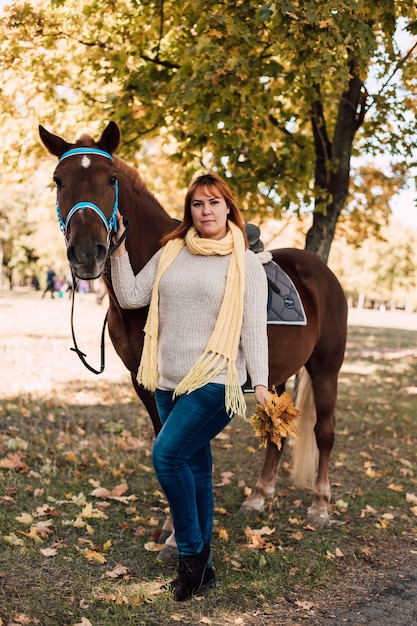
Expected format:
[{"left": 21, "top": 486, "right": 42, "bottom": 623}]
[{"left": 39, "top": 122, "right": 121, "bottom": 279}]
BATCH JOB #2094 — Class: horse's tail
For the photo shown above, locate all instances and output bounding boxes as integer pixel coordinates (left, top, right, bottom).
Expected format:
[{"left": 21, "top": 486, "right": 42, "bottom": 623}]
[{"left": 290, "top": 367, "right": 318, "bottom": 489}]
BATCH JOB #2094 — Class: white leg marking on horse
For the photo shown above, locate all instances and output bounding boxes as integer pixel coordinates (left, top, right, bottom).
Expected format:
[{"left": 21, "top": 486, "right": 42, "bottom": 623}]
[
  {"left": 238, "top": 493, "right": 266, "bottom": 514},
  {"left": 81, "top": 155, "right": 91, "bottom": 168}
]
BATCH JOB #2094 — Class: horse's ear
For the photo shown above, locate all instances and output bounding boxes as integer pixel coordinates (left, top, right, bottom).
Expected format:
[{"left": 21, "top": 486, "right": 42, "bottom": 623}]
[
  {"left": 39, "top": 125, "right": 72, "bottom": 158},
  {"left": 97, "top": 121, "right": 121, "bottom": 155}
]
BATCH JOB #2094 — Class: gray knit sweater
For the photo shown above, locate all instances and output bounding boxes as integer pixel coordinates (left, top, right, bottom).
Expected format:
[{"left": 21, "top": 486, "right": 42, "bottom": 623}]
[{"left": 110, "top": 246, "right": 269, "bottom": 393}]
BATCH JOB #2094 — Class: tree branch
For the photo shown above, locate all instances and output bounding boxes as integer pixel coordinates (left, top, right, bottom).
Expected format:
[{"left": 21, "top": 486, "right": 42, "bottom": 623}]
[
  {"left": 140, "top": 54, "right": 180, "bottom": 69},
  {"left": 268, "top": 114, "right": 305, "bottom": 150},
  {"left": 365, "top": 39, "right": 417, "bottom": 113},
  {"left": 62, "top": 27, "right": 180, "bottom": 69}
]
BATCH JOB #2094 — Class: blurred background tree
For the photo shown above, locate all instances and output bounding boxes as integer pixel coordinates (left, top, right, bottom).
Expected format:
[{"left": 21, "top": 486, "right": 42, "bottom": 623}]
[{"left": 329, "top": 221, "right": 417, "bottom": 311}]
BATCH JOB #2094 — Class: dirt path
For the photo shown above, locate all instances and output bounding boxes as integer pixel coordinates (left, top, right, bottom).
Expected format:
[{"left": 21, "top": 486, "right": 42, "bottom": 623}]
[
  {"left": 0, "top": 291, "right": 129, "bottom": 397},
  {"left": 316, "top": 564, "right": 417, "bottom": 625},
  {"left": 348, "top": 307, "right": 417, "bottom": 331}
]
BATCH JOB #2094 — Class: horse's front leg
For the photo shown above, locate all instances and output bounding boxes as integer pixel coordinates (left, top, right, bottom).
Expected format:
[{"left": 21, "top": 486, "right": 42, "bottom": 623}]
[
  {"left": 237, "top": 439, "right": 285, "bottom": 516},
  {"left": 158, "top": 513, "right": 174, "bottom": 543},
  {"left": 130, "top": 373, "right": 162, "bottom": 436},
  {"left": 157, "top": 515, "right": 178, "bottom": 563}
]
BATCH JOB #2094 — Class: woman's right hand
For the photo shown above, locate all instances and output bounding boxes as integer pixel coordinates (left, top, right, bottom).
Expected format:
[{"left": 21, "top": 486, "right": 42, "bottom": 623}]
[
  {"left": 112, "top": 211, "right": 127, "bottom": 257},
  {"left": 254, "top": 385, "right": 270, "bottom": 407}
]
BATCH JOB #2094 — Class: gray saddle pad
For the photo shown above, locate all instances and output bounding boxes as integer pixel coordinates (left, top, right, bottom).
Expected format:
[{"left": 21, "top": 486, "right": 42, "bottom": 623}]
[{"left": 263, "top": 260, "right": 307, "bottom": 325}]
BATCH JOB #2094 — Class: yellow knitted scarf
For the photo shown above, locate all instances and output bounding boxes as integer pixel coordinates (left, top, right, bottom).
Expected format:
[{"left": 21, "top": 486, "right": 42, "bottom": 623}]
[{"left": 137, "top": 221, "right": 246, "bottom": 417}]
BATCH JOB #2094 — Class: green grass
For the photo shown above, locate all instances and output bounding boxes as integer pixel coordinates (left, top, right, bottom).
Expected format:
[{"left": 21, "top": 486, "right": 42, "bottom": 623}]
[{"left": 1, "top": 323, "right": 417, "bottom": 624}]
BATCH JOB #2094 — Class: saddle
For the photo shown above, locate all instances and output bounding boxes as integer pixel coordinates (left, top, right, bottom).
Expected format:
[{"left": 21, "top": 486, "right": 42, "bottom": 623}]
[
  {"left": 245, "top": 223, "right": 265, "bottom": 254},
  {"left": 244, "top": 223, "right": 307, "bottom": 326}
]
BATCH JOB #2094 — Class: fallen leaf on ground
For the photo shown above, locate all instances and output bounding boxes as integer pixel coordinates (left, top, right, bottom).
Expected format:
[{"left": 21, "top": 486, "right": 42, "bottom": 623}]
[
  {"left": 79, "top": 502, "right": 108, "bottom": 519},
  {"left": 214, "top": 471, "right": 234, "bottom": 486},
  {"left": 90, "top": 483, "right": 129, "bottom": 499},
  {"left": 375, "top": 518, "right": 389, "bottom": 529},
  {"left": 360, "top": 505, "right": 378, "bottom": 517},
  {"left": 3, "top": 533, "right": 25, "bottom": 547},
  {"left": 83, "top": 549, "right": 107, "bottom": 563},
  {"left": 214, "top": 506, "right": 228, "bottom": 515},
  {"left": 102, "top": 564, "right": 130, "bottom": 578},
  {"left": 295, "top": 599, "right": 315, "bottom": 610},
  {"left": 387, "top": 483, "right": 403, "bottom": 492},
  {"left": 290, "top": 531, "right": 304, "bottom": 541},
  {"left": 40, "top": 547, "right": 58, "bottom": 557},
  {"left": 335, "top": 499, "right": 349, "bottom": 510},
  {"left": 10, "top": 614, "right": 39, "bottom": 625},
  {"left": 248, "top": 526, "right": 275, "bottom": 536},
  {"left": 144, "top": 541, "right": 165, "bottom": 552},
  {"left": 217, "top": 527, "right": 229, "bottom": 541},
  {"left": 245, "top": 527, "right": 274, "bottom": 549},
  {"left": 15, "top": 513, "right": 33, "bottom": 525}
]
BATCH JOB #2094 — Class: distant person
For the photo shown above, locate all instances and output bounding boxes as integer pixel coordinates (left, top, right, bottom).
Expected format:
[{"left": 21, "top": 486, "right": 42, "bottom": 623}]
[
  {"left": 65, "top": 271, "right": 74, "bottom": 298},
  {"left": 54, "top": 276, "right": 63, "bottom": 297},
  {"left": 42, "top": 266, "right": 56, "bottom": 299}
]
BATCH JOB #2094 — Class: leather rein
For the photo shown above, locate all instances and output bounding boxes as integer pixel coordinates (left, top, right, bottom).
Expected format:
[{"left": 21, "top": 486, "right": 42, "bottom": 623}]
[{"left": 69, "top": 223, "right": 130, "bottom": 375}]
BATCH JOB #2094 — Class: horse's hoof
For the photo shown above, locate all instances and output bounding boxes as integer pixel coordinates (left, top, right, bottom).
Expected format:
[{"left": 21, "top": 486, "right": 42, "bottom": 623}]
[
  {"left": 158, "top": 529, "right": 173, "bottom": 543},
  {"left": 307, "top": 508, "right": 330, "bottom": 528},
  {"left": 236, "top": 503, "right": 263, "bottom": 517},
  {"left": 156, "top": 544, "right": 178, "bottom": 563}
]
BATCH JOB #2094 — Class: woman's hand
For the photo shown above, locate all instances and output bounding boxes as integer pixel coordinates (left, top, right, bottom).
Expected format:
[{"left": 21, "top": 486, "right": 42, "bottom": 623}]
[
  {"left": 111, "top": 211, "right": 127, "bottom": 257},
  {"left": 254, "top": 384, "right": 270, "bottom": 407}
]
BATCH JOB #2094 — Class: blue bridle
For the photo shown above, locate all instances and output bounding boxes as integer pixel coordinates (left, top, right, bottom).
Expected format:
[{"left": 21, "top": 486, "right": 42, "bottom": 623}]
[{"left": 56, "top": 147, "right": 118, "bottom": 235}]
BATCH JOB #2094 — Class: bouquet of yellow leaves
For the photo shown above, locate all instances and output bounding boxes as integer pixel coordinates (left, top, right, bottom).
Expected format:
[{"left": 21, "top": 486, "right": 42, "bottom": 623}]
[{"left": 249, "top": 387, "right": 299, "bottom": 449}]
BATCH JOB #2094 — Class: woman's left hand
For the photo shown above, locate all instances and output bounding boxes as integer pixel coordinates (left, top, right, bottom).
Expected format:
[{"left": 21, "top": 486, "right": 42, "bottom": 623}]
[
  {"left": 254, "top": 385, "right": 270, "bottom": 407},
  {"left": 111, "top": 211, "right": 127, "bottom": 257}
]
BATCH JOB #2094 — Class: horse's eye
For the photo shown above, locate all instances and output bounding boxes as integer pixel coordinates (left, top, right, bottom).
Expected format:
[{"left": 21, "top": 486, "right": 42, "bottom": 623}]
[
  {"left": 53, "top": 176, "right": 62, "bottom": 190},
  {"left": 110, "top": 176, "right": 118, "bottom": 187}
]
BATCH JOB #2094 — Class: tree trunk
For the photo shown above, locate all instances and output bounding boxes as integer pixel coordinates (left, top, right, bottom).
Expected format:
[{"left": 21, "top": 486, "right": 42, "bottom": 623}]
[{"left": 305, "top": 60, "right": 367, "bottom": 263}]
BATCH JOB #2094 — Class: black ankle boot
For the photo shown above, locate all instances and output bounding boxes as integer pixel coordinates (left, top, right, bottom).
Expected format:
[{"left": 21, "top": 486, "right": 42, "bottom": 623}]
[
  {"left": 165, "top": 565, "right": 216, "bottom": 592},
  {"left": 174, "top": 544, "right": 211, "bottom": 602}
]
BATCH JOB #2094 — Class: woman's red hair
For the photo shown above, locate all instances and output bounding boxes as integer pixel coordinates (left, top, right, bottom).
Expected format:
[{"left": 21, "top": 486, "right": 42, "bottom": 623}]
[{"left": 161, "top": 173, "right": 248, "bottom": 247}]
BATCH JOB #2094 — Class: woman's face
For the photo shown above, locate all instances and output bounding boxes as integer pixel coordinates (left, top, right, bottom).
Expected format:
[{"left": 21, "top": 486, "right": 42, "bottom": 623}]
[{"left": 190, "top": 185, "right": 230, "bottom": 240}]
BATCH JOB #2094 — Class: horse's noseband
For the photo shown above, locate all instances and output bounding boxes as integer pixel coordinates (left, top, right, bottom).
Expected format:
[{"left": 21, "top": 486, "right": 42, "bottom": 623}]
[{"left": 56, "top": 147, "right": 119, "bottom": 236}]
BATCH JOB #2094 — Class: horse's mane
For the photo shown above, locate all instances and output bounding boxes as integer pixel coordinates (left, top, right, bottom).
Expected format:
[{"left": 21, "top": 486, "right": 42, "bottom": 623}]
[
  {"left": 113, "top": 155, "right": 156, "bottom": 197},
  {"left": 75, "top": 133, "right": 156, "bottom": 198}
]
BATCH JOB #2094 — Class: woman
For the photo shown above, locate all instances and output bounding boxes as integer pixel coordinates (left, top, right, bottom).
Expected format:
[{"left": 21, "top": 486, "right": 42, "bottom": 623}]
[{"left": 111, "top": 173, "right": 269, "bottom": 601}]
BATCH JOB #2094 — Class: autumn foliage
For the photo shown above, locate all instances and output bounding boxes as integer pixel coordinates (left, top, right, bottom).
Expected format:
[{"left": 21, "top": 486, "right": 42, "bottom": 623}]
[{"left": 249, "top": 388, "right": 299, "bottom": 449}]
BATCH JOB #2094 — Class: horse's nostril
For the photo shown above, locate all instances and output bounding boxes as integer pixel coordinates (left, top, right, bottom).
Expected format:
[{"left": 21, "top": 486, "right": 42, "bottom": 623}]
[
  {"left": 67, "top": 245, "right": 77, "bottom": 265},
  {"left": 67, "top": 241, "right": 108, "bottom": 265},
  {"left": 96, "top": 244, "right": 107, "bottom": 263}
]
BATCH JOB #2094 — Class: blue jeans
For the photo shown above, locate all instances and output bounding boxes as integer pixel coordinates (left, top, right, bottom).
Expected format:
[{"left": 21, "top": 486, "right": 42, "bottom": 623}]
[{"left": 154, "top": 384, "right": 232, "bottom": 556}]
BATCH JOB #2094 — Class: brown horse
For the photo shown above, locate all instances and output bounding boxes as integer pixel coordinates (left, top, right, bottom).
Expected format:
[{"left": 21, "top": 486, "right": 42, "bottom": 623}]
[{"left": 39, "top": 121, "right": 348, "bottom": 540}]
